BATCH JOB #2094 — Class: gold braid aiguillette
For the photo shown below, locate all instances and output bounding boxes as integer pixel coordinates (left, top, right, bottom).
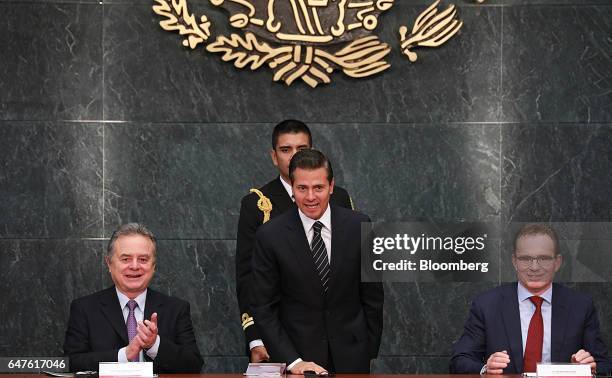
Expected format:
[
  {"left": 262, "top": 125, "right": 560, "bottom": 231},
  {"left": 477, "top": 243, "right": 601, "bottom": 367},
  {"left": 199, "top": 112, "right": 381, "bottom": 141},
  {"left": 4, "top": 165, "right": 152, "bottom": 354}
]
[{"left": 250, "top": 188, "right": 273, "bottom": 223}]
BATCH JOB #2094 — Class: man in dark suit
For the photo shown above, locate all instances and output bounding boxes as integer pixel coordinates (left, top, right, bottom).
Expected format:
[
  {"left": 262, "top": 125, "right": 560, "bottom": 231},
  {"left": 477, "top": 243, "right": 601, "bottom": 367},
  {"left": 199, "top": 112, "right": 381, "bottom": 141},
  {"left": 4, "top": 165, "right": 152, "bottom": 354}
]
[
  {"left": 252, "top": 149, "right": 383, "bottom": 374},
  {"left": 63, "top": 223, "right": 203, "bottom": 373},
  {"left": 450, "top": 223, "right": 611, "bottom": 374},
  {"left": 236, "top": 120, "right": 353, "bottom": 362}
]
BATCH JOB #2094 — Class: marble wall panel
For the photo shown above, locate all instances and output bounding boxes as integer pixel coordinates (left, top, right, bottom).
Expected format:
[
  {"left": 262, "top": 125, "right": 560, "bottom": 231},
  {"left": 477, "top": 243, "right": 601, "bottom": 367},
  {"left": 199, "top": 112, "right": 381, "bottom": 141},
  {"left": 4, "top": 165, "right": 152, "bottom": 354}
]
[
  {"left": 312, "top": 123, "right": 501, "bottom": 224},
  {"left": 103, "top": 123, "right": 274, "bottom": 239},
  {"left": 0, "top": 0, "right": 99, "bottom": 3},
  {"left": 501, "top": 1, "right": 611, "bottom": 5},
  {"left": 501, "top": 123, "right": 612, "bottom": 223},
  {"left": 502, "top": 6, "right": 612, "bottom": 122},
  {"left": 104, "top": 122, "right": 500, "bottom": 239},
  {"left": 379, "top": 282, "right": 497, "bottom": 357},
  {"left": 0, "top": 3, "right": 102, "bottom": 121},
  {"left": 0, "top": 239, "right": 108, "bottom": 356},
  {"left": 103, "top": 3, "right": 501, "bottom": 123},
  {"left": 0, "top": 121, "right": 103, "bottom": 238},
  {"left": 200, "top": 357, "right": 248, "bottom": 373},
  {"left": 152, "top": 239, "right": 242, "bottom": 356}
]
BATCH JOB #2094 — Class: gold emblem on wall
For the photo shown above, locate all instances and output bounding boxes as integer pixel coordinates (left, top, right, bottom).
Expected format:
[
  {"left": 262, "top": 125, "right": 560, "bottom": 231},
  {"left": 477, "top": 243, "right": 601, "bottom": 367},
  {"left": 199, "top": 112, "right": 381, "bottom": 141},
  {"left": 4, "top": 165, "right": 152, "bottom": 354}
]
[
  {"left": 399, "top": 0, "right": 462, "bottom": 63},
  {"left": 153, "top": 0, "right": 466, "bottom": 88}
]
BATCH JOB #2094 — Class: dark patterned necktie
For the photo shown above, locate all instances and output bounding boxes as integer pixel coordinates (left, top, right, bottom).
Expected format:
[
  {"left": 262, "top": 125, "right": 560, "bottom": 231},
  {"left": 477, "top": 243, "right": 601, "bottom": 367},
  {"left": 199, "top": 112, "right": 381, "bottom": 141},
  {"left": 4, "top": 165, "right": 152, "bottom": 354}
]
[
  {"left": 126, "top": 300, "right": 138, "bottom": 362},
  {"left": 311, "top": 221, "right": 330, "bottom": 292}
]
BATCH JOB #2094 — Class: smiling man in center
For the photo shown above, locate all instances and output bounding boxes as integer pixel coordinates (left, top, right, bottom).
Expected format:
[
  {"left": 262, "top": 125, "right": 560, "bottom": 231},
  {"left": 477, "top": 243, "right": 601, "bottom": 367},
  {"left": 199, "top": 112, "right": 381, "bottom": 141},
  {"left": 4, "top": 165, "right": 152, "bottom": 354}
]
[{"left": 251, "top": 149, "right": 384, "bottom": 374}]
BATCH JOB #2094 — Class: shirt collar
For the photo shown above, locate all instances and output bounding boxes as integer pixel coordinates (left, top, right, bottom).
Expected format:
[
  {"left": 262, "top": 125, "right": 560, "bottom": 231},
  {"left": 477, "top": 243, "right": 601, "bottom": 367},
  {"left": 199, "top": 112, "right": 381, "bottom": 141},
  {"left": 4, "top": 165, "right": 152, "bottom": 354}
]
[
  {"left": 517, "top": 281, "right": 552, "bottom": 304},
  {"left": 116, "top": 287, "right": 147, "bottom": 311},
  {"left": 279, "top": 176, "right": 293, "bottom": 200},
  {"left": 298, "top": 204, "right": 332, "bottom": 234}
]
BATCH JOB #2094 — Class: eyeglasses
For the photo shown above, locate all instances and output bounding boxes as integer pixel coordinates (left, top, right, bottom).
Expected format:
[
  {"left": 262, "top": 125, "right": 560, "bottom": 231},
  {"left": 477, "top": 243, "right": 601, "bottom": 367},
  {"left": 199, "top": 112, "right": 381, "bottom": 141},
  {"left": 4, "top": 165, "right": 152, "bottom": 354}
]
[{"left": 514, "top": 255, "right": 557, "bottom": 267}]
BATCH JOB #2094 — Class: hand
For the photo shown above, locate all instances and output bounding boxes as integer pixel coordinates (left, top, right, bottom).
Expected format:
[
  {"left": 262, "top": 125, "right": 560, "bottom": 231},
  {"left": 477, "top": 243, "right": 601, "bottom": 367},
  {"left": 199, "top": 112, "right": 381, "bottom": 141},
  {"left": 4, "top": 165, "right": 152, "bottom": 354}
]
[
  {"left": 485, "top": 350, "right": 510, "bottom": 374},
  {"left": 250, "top": 345, "right": 270, "bottom": 363},
  {"left": 125, "top": 335, "right": 144, "bottom": 361},
  {"left": 571, "top": 349, "right": 596, "bottom": 373},
  {"left": 137, "top": 312, "right": 159, "bottom": 349},
  {"left": 289, "top": 361, "right": 327, "bottom": 375}
]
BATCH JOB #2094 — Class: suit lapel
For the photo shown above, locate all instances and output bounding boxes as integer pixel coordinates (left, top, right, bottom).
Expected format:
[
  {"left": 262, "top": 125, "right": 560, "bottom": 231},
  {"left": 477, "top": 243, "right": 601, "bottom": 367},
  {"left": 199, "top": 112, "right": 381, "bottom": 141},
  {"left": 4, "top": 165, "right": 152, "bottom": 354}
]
[
  {"left": 99, "top": 287, "right": 129, "bottom": 344},
  {"left": 144, "top": 288, "right": 163, "bottom": 321},
  {"left": 501, "top": 283, "right": 524, "bottom": 373},
  {"left": 551, "top": 283, "right": 568, "bottom": 363},
  {"left": 328, "top": 207, "right": 345, "bottom": 293},
  {"left": 285, "top": 209, "right": 325, "bottom": 294}
]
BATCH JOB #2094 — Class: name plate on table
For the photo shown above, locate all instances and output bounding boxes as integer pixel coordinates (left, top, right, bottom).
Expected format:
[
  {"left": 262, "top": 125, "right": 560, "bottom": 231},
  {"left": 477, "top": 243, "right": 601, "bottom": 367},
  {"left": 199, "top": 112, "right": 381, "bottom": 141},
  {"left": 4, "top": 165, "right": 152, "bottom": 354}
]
[
  {"left": 537, "top": 363, "right": 591, "bottom": 377},
  {"left": 99, "top": 362, "right": 153, "bottom": 377},
  {"left": 244, "top": 362, "right": 286, "bottom": 376}
]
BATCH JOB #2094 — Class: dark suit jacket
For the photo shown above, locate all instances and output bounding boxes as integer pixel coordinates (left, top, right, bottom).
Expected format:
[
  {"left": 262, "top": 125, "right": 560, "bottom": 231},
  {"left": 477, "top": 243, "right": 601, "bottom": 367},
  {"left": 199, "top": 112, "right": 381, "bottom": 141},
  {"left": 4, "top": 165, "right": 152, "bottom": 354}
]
[
  {"left": 251, "top": 206, "right": 383, "bottom": 373},
  {"left": 450, "top": 283, "right": 612, "bottom": 374},
  {"left": 63, "top": 286, "right": 203, "bottom": 373},
  {"left": 235, "top": 177, "right": 352, "bottom": 345}
]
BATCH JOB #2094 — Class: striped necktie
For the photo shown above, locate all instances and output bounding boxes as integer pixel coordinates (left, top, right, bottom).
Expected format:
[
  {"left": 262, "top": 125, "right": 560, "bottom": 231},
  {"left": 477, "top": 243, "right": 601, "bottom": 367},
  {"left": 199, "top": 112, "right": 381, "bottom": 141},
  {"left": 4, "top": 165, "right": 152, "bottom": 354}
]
[{"left": 311, "top": 221, "right": 330, "bottom": 292}]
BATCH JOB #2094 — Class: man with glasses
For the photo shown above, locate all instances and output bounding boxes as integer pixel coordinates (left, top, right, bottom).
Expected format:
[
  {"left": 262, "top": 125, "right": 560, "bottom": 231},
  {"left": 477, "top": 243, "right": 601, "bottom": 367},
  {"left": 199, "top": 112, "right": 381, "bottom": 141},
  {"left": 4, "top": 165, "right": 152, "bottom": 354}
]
[{"left": 450, "top": 223, "right": 611, "bottom": 374}]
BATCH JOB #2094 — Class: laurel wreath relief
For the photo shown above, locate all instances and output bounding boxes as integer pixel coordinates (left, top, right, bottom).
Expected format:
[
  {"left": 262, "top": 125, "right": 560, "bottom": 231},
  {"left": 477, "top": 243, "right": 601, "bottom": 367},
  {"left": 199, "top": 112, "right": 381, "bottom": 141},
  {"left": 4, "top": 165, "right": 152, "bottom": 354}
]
[{"left": 152, "top": 0, "right": 476, "bottom": 88}]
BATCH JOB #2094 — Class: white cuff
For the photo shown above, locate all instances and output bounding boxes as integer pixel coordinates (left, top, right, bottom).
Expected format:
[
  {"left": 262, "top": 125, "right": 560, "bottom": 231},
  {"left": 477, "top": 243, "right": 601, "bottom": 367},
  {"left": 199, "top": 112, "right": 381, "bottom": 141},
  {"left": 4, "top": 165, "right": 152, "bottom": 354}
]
[
  {"left": 480, "top": 364, "right": 487, "bottom": 375},
  {"left": 249, "top": 339, "right": 264, "bottom": 350},
  {"left": 287, "top": 358, "right": 303, "bottom": 372},
  {"left": 145, "top": 335, "right": 161, "bottom": 359},
  {"left": 117, "top": 347, "right": 129, "bottom": 363}
]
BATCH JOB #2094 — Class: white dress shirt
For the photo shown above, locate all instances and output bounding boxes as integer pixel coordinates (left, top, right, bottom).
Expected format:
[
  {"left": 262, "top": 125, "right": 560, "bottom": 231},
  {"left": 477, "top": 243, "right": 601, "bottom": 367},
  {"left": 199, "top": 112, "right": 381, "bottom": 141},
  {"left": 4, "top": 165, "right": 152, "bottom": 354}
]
[
  {"left": 518, "top": 282, "right": 552, "bottom": 363},
  {"left": 116, "top": 288, "right": 161, "bottom": 362},
  {"left": 279, "top": 176, "right": 294, "bottom": 201},
  {"left": 298, "top": 205, "right": 332, "bottom": 262}
]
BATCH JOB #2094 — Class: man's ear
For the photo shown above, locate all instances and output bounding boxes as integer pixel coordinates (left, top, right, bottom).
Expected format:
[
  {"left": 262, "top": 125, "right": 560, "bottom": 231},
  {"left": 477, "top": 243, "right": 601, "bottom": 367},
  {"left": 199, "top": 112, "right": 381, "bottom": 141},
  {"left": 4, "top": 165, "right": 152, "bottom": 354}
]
[
  {"left": 270, "top": 149, "right": 279, "bottom": 167},
  {"left": 553, "top": 254, "right": 563, "bottom": 273},
  {"left": 329, "top": 178, "right": 335, "bottom": 194}
]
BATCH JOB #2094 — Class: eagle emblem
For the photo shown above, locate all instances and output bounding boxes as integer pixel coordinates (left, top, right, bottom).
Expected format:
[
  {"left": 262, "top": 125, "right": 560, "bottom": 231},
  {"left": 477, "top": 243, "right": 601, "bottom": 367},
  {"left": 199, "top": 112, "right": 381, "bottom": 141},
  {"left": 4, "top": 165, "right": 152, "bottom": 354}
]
[{"left": 153, "top": 0, "right": 467, "bottom": 88}]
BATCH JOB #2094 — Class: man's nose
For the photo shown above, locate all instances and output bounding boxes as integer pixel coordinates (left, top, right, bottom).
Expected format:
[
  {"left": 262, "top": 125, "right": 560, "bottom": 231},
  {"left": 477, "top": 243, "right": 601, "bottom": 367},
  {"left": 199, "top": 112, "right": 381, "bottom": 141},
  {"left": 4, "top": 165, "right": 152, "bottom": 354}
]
[
  {"left": 129, "top": 258, "right": 139, "bottom": 269},
  {"left": 306, "top": 189, "right": 316, "bottom": 200}
]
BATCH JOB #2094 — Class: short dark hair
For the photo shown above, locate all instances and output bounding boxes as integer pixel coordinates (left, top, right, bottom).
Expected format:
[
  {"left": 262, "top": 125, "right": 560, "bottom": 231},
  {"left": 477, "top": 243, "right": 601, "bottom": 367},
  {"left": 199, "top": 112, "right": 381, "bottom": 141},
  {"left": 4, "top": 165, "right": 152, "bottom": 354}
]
[
  {"left": 513, "top": 223, "right": 559, "bottom": 255},
  {"left": 289, "top": 149, "right": 334, "bottom": 183},
  {"left": 107, "top": 223, "right": 157, "bottom": 258},
  {"left": 272, "top": 119, "right": 312, "bottom": 149}
]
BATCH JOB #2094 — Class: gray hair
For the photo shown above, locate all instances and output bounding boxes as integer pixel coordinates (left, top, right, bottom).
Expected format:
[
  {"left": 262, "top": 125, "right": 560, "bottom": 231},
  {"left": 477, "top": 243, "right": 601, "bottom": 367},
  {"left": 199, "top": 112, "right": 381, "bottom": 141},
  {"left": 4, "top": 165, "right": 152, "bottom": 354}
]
[{"left": 106, "top": 223, "right": 157, "bottom": 258}]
